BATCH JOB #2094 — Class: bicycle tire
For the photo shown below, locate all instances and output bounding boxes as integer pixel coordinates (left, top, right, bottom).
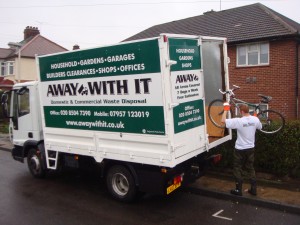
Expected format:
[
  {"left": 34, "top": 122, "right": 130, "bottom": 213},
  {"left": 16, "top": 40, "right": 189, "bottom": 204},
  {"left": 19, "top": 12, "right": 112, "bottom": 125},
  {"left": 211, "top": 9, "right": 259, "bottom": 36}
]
[
  {"left": 208, "top": 99, "right": 232, "bottom": 128},
  {"left": 257, "top": 109, "right": 285, "bottom": 134}
]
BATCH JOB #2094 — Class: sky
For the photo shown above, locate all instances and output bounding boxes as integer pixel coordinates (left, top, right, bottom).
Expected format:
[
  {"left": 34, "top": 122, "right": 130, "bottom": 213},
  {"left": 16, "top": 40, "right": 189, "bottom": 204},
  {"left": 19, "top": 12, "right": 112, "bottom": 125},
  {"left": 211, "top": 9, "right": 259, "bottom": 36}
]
[{"left": 0, "top": 0, "right": 299, "bottom": 50}]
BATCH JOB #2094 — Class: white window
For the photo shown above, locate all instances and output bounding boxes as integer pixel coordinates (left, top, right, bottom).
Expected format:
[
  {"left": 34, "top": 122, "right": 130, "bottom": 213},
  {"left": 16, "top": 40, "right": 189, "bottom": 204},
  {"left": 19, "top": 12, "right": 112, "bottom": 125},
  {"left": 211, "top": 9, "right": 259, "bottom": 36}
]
[
  {"left": 0, "top": 61, "right": 14, "bottom": 76},
  {"left": 1, "top": 62, "right": 5, "bottom": 76},
  {"left": 237, "top": 43, "right": 269, "bottom": 66}
]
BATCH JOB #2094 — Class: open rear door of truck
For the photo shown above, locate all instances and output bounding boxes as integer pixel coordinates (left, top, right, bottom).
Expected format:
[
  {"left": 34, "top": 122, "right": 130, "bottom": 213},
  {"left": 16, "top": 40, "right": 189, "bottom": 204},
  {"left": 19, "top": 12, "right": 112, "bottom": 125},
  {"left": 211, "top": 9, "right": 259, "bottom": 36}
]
[
  {"left": 163, "top": 34, "right": 231, "bottom": 163},
  {"left": 201, "top": 37, "right": 232, "bottom": 149}
]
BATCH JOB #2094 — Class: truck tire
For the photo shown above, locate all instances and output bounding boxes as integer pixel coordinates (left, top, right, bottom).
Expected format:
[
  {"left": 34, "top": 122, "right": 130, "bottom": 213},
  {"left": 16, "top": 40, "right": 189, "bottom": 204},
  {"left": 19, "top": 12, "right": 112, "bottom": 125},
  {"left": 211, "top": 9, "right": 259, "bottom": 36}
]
[
  {"left": 27, "top": 148, "right": 46, "bottom": 178},
  {"left": 106, "top": 165, "right": 137, "bottom": 202}
]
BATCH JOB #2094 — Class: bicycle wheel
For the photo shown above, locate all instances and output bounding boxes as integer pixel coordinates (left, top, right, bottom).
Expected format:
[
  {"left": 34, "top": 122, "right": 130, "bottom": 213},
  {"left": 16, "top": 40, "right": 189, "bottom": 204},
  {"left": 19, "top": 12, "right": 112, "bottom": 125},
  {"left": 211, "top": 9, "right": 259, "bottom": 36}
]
[
  {"left": 208, "top": 99, "right": 232, "bottom": 128},
  {"left": 257, "top": 109, "right": 285, "bottom": 134}
]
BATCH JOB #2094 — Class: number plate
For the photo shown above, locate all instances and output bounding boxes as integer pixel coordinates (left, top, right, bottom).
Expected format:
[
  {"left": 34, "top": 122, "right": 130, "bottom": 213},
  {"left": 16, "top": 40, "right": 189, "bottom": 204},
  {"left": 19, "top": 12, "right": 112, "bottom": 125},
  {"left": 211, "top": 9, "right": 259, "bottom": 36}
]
[{"left": 166, "top": 182, "right": 181, "bottom": 195}]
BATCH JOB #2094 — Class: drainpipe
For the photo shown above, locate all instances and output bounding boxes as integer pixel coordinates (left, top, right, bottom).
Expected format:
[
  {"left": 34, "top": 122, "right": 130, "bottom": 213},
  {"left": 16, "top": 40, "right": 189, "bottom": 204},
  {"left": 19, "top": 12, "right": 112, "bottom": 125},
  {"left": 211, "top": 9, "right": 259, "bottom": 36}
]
[
  {"left": 296, "top": 42, "right": 299, "bottom": 119},
  {"left": 17, "top": 48, "right": 21, "bottom": 83}
]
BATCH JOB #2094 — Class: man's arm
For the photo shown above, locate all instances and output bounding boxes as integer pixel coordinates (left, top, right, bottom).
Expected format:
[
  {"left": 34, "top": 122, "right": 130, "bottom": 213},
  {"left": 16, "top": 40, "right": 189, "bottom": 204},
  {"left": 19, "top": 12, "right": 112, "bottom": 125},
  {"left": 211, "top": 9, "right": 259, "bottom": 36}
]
[
  {"left": 221, "top": 110, "right": 228, "bottom": 124},
  {"left": 221, "top": 102, "right": 230, "bottom": 124}
]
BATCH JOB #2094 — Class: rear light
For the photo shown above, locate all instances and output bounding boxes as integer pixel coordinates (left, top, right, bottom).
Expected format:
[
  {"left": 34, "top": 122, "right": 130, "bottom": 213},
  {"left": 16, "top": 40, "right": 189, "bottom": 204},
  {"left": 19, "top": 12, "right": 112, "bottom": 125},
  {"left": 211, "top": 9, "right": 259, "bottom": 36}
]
[
  {"left": 212, "top": 154, "right": 222, "bottom": 164},
  {"left": 173, "top": 174, "right": 184, "bottom": 184},
  {"left": 163, "top": 35, "right": 168, "bottom": 42},
  {"left": 161, "top": 168, "right": 168, "bottom": 173}
]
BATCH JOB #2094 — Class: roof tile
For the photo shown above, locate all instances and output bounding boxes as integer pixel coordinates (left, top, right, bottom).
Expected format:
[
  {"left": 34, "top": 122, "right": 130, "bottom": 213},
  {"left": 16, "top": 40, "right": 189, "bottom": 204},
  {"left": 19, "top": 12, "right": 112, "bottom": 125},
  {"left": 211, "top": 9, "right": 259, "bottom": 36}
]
[
  {"left": 20, "top": 35, "right": 67, "bottom": 58},
  {"left": 0, "top": 48, "right": 14, "bottom": 59},
  {"left": 125, "top": 3, "right": 300, "bottom": 43}
]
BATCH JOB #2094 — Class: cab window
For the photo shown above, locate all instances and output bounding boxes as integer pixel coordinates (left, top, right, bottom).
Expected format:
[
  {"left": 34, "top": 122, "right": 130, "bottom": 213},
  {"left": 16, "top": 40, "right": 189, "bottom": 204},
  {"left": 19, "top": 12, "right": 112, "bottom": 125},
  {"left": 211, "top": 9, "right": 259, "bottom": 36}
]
[{"left": 18, "top": 89, "right": 30, "bottom": 117}]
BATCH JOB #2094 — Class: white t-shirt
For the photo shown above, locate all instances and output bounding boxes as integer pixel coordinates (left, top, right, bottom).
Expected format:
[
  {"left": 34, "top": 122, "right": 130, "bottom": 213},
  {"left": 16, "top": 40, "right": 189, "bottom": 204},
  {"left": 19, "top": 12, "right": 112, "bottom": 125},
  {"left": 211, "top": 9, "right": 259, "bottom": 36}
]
[{"left": 225, "top": 115, "right": 262, "bottom": 150}]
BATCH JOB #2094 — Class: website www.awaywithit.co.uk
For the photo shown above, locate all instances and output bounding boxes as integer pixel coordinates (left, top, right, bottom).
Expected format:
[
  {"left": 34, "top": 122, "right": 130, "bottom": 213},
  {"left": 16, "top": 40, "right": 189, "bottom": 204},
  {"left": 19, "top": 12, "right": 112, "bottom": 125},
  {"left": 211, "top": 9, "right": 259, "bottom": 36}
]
[{"left": 65, "top": 120, "right": 125, "bottom": 129}]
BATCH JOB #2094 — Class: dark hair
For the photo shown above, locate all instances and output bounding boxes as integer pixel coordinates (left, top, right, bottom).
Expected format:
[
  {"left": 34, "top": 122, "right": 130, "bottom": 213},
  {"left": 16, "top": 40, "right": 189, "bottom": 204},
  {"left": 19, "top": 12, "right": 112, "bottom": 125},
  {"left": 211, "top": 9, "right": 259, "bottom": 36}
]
[{"left": 239, "top": 104, "right": 249, "bottom": 113}]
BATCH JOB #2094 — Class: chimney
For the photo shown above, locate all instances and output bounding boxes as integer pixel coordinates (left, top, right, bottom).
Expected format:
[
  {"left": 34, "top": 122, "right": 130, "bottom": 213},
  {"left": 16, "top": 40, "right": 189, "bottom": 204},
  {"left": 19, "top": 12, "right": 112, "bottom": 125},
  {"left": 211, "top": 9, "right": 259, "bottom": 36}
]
[
  {"left": 203, "top": 9, "right": 215, "bottom": 15},
  {"left": 73, "top": 44, "right": 80, "bottom": 50},
  {"left": 24, "top": 26, "right": 40, "bottom": 40}
]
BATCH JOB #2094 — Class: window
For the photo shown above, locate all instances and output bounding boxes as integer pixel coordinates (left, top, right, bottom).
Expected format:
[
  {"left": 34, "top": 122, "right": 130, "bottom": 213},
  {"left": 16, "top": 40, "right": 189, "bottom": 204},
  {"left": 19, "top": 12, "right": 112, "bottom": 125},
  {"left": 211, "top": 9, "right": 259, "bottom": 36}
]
[
  {"left": 0, "top": 61, "right": 14, "bottom": 76},
  {"left": 18, "top": 89, "right": 30, "bottom": 117},
  {"left": 8, "top": 62, "right": 14, "bottom": 75},
  {"left": 237, "top": 43, "right": 269, "bottom": 66},
  {"left": 1, "top": 62, "right": 5, "bottom": 76}
]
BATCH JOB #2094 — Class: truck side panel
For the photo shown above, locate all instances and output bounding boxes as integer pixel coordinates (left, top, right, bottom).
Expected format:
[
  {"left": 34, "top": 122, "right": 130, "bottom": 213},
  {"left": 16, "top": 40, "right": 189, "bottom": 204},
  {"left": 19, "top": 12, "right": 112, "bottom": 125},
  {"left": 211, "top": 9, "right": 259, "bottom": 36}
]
[{"left": 37, "top": 35, "right": 230, "bottom": 170}]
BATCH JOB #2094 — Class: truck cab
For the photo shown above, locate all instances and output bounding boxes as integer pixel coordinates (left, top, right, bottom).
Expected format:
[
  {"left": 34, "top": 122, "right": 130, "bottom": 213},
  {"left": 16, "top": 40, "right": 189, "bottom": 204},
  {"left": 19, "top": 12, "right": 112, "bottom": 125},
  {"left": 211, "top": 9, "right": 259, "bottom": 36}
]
[{"left": 1, "top": 81, "right": 43, "bottom": 162}]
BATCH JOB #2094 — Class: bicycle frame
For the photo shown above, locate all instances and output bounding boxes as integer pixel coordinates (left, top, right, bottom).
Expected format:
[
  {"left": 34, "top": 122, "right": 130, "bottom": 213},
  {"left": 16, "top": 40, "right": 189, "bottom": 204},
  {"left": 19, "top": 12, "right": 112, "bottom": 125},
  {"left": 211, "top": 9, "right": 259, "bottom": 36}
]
[
  {"left": 229, "top": 97, "right": 265, "bottom": 117},
  {"left": 208, "top": 85, "right": 285, "bottom": 133},
  {"left": 220, "top": 85, "right": 268, "bottom": 117}
]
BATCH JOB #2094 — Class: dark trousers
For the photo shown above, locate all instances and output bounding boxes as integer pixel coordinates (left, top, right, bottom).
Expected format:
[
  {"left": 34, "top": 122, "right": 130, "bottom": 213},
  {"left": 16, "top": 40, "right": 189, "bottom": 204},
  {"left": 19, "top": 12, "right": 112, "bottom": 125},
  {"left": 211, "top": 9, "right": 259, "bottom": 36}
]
[{"left": 233, "top": 148, "right": 256, "bottom": 181}]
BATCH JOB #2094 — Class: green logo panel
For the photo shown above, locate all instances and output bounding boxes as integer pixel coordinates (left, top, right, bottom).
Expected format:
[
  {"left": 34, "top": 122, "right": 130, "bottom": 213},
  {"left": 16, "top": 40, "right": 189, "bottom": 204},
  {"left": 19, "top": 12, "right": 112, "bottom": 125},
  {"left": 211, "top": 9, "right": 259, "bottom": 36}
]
[
  {"left": 173, "top": 99, "right": 205, "bottom": 134},
  {"left": 169, "top": 38, "right": 201, "bottom": 71},
  {"left": 44, "top": 105, "right": 165, "bottom": 135},
  {"left": 39, "top": 39, "right": 161, "bottom": 82}
]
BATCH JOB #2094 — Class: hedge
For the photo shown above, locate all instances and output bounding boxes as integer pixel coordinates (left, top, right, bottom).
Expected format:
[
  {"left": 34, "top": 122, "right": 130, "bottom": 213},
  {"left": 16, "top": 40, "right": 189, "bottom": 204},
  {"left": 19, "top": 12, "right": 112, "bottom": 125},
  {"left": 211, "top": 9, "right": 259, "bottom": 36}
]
[{"left": 210, "top": 120, "right": 300, "bottom": 178}]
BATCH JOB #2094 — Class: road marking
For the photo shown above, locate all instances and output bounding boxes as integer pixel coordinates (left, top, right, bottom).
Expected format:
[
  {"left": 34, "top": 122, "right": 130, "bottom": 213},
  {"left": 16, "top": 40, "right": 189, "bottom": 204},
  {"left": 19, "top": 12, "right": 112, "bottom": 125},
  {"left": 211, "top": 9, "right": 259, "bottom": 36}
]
[{"left": 212, "top": 210, "right": 233, "bottom": 221}]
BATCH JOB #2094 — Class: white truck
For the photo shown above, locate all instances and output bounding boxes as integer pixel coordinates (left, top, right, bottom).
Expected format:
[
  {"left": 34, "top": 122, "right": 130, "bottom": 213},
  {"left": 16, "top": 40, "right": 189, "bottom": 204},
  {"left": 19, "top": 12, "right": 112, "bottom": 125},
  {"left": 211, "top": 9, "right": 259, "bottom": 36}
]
[{"left": 1, "top": 34, "right": 231, "bottom": 202}]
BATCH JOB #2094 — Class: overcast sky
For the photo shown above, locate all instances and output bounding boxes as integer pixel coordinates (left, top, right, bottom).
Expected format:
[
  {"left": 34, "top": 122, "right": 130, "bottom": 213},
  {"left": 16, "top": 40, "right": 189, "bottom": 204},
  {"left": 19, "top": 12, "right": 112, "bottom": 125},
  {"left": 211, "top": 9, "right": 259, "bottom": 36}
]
[{"left": 0, "top": 0, "right": 299, "bottom": 50}]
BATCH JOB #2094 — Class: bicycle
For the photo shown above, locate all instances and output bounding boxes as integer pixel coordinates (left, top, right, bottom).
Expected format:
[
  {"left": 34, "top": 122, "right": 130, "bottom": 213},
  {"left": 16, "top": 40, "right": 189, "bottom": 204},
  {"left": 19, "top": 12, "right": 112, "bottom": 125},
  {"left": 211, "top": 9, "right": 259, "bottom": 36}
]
[{"left": 208, "top": 85, "right": 285, "bottom": 134}]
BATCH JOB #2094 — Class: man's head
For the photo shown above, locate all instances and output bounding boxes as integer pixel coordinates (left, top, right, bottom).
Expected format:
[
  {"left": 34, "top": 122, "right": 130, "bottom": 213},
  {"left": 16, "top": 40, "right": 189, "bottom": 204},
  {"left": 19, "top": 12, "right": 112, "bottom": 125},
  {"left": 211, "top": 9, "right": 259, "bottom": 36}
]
[{"left": 239, "top": 104, "right": 249, "bottom": 114}]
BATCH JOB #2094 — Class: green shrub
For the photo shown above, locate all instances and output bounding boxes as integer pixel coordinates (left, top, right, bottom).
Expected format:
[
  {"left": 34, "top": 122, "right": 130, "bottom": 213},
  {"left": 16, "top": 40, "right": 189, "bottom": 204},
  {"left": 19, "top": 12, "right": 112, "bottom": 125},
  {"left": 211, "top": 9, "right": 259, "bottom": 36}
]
[
  {"left": 0, "top": 122, "right": 9, "bottom": 133},
  {"left": 0, "top": 91, "right": 9, "bottom": 134},
  {"left": 256, "top": 120, "right": 300, "bottom": 177},
  {"left": 0, "top": 90, "right": 3, "bottom": 118},
  {"left": 210, "top": 120, "right": 300, "bottom": 178}
]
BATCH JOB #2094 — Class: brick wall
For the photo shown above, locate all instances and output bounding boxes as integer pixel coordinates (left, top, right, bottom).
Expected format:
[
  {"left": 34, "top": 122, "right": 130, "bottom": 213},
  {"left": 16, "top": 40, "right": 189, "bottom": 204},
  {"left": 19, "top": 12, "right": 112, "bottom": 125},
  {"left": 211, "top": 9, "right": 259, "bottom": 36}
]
[{"left": 227, "top": 39, "right": 299, "bottom": 120}]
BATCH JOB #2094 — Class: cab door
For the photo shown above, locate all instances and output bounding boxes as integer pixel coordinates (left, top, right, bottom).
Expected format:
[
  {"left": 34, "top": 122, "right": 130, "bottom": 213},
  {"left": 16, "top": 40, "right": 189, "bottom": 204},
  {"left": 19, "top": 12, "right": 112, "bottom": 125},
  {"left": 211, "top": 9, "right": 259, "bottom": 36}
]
[{"left": 10, "top": 86, "right": 34, "bottom": 147}]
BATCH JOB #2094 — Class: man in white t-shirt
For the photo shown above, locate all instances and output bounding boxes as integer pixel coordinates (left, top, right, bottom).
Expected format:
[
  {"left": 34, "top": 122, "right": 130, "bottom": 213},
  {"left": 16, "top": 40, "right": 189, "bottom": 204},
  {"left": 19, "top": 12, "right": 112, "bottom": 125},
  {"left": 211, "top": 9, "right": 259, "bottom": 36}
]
[{"left": 221, "top": 103, "right": 262, "bottom": 196}]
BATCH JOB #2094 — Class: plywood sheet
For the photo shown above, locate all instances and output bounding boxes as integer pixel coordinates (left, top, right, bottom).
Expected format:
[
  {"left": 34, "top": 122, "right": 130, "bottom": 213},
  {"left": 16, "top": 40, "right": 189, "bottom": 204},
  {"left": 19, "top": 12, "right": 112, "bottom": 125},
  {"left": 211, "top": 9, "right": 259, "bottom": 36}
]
[{"left": 205, "top": 106, "right": 225, "bottom": 137}]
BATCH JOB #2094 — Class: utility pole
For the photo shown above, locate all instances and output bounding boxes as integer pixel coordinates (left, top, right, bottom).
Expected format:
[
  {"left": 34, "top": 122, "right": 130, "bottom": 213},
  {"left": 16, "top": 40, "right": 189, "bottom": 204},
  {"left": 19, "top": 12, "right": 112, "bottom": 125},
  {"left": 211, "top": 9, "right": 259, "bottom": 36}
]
[{"left": 220, "top": 0, "right": 222, "bottom": 11}]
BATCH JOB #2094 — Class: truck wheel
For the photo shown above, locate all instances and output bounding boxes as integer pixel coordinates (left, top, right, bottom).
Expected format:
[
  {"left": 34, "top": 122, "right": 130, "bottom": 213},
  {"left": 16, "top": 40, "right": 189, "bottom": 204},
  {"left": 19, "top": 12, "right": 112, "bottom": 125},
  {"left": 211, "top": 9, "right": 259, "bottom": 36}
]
[
  {"left": 106, "top": 165, "right": 137, "bottom": 202},
  {"left": 27, "top": 148, "right": 46, "bottom": 178}
]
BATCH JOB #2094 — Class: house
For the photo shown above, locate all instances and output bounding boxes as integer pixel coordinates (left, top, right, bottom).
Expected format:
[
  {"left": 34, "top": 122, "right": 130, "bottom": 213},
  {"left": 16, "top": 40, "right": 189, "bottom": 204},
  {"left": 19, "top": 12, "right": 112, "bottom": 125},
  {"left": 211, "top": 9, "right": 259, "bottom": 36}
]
[
  {"left": 0, "top": 26, "right": 68, "bottom": 91},
  {"left": 124, "top": 3, "right": 300, "bottom": 120}
]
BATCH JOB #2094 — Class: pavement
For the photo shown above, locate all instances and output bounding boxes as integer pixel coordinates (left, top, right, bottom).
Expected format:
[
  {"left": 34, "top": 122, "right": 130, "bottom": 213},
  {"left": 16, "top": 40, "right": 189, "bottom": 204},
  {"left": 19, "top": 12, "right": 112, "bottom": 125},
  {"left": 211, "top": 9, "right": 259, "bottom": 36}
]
[
  {"left": 0, "top": 133, "right": 299, "bottom": 214},
  {"left": 185, "top": 171, "right": 300, "bottom": 215}
]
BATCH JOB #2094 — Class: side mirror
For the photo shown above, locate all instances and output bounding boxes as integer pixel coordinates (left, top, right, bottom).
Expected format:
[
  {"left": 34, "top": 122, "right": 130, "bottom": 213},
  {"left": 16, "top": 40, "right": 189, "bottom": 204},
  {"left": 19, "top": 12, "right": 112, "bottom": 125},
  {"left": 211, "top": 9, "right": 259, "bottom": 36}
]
[
  {"left": 16, "top": 86, "right": 28, "bottom": 95},
  {"left": 1, "top": 92, "right": 8, "bottom": 103},
  {"left": 1, "top": 91, "right": 12, "bottom": 118}
]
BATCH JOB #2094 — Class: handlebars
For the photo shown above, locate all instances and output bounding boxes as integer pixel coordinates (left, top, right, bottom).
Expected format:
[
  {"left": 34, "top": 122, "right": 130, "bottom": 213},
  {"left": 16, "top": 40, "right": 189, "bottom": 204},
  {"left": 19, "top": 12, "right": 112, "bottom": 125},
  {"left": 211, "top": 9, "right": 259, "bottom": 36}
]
[
  {"left": 219, "top": 85, "right": 272, "bottom": 103},
  {"left": 218, "top": 85, "right": 240, "bottom": 96}
]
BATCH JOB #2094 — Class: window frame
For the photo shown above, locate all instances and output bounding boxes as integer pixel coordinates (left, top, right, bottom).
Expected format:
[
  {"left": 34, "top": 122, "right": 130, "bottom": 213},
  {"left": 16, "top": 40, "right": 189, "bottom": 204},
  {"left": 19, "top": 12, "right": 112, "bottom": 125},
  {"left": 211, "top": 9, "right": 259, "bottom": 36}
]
[
  {"left": 0, "top": 61, "right": 15, "bottom": 76},
  {"left": 1, "top": 62, "right": 5, "bottom": 76},
  {"left": 18, "top": 89, "right": 30, "bottom": 117},
  {"left": 236, "top": 42, "right": 269, "bottom": 67}
]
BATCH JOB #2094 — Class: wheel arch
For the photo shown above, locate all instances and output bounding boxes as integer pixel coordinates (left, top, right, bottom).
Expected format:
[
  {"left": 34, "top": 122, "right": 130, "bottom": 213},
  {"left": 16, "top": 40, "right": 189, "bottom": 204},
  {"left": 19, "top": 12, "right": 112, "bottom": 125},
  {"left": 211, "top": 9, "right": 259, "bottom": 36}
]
[
  {"left": 23, "top": 140, "right": 44, "bottom": 158},
  {"left": 24, "top": 140, "right": 47, "bottom": 170}
]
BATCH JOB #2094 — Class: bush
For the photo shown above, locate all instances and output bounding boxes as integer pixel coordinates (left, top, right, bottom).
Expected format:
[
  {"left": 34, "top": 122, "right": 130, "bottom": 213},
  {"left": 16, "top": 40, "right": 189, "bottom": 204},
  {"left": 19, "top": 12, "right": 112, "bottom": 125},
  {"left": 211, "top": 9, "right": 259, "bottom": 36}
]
[
  {"left": 256, "top": 120, "right": 300, "bottom": 177},
  {"left": 0, "top": 122, "right": 9, "bottom": 133},
  {"left": 210, "top": 120, "right": 300, "bottom": 178},
  {"left": 0, "top": 90, "right": 3, "bottom": 118},
  {"left": 0, "top": 91, "right": 9, "bottom": 134}
]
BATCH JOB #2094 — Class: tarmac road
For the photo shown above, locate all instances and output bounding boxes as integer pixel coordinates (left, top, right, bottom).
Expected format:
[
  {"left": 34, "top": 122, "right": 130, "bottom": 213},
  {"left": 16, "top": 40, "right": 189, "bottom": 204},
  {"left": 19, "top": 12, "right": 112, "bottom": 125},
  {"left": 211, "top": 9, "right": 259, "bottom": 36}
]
[{"left": 0, "top": 148, "right": 300, "bottom": 225}]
